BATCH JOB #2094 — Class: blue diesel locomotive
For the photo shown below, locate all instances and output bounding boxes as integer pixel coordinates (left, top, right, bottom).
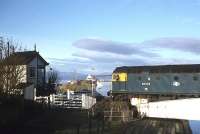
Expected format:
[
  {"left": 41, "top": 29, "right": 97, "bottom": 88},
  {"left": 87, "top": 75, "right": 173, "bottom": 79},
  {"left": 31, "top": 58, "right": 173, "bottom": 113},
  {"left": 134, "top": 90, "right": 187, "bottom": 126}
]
[{"left": 112, "top": 64, "right": 200, "bottom": 101}]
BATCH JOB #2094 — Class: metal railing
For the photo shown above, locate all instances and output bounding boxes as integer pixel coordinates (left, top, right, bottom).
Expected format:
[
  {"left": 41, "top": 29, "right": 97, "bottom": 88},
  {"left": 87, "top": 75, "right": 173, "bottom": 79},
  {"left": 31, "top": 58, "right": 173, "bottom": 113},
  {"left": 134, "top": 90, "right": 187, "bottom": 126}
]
[{"left": 103, "top": 110, "right": 133, "bottom": 122}]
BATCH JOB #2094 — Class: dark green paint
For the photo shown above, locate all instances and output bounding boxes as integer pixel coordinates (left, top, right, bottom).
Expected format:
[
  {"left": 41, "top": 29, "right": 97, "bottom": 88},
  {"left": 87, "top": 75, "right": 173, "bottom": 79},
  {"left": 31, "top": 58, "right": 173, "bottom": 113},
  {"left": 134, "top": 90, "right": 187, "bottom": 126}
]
[{"left": 112, "top": 73, "right": 200, "bottom": 94}]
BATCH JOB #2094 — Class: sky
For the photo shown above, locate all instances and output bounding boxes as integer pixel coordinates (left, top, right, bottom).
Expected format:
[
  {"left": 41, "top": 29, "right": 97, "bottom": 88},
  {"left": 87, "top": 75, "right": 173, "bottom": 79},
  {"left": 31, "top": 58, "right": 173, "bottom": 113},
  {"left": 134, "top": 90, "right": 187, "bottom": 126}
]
[{"left": 1, "top": 0, "right": 200, "bottom": 74}]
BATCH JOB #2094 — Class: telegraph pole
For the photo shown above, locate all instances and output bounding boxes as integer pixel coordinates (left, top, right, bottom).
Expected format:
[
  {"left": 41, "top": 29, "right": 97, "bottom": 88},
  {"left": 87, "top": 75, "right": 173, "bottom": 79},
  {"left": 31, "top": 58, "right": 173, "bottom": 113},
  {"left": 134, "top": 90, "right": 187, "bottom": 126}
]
[
  {"left": 34, "top": 43, "right": 37, "bottom": 51},
  {"left": 91, "top": 67, "right": 95, "bottom": 97},
  {"left": 0, "top": 37, "right": 3, "bottom": 60},
  {"left": 7, "top": 41, "right": 10, "bottom": 57}
]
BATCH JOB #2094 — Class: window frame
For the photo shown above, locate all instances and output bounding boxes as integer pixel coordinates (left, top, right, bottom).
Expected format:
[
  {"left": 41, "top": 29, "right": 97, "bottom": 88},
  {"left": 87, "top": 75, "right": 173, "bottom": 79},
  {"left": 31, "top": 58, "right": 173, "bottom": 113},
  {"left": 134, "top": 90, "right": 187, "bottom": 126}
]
[{"left": 29, "top": 66, "right": 36, "bottom": 78}]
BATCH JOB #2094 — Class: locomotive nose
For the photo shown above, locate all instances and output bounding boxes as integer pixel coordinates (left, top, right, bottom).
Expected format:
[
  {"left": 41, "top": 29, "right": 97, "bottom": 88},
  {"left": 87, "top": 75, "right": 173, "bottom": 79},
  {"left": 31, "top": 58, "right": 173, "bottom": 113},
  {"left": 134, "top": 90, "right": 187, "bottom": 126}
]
[{"left": 112, "top": 73, "right": 127, "bottom": 81}]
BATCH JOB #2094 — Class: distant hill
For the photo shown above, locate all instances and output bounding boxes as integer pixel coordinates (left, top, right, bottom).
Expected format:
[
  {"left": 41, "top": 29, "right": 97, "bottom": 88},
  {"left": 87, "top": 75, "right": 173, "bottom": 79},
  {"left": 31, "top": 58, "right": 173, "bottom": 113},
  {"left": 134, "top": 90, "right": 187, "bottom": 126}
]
[
  {"left": 57, "top": 71, "right": 87, "bottom": 81},
  {"left": 56, "top": 72, "right": 112, "bottom": 81}
]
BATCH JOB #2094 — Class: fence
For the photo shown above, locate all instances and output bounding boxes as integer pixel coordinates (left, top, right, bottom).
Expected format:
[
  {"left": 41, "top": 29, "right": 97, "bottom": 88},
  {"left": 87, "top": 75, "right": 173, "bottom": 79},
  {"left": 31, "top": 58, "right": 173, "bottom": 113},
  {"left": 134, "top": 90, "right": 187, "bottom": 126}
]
[
  {"left": 103, "top": 110, "right": 133, "bottom": 122},
  {"left": 50, "top": 94, "right": 82, "bottom": 108},
  {"left": 35, "top": 96, "right": 49, "bottom": 104},
  {"left": 35, "top": 93, "right": 96, "bottom": 109}
]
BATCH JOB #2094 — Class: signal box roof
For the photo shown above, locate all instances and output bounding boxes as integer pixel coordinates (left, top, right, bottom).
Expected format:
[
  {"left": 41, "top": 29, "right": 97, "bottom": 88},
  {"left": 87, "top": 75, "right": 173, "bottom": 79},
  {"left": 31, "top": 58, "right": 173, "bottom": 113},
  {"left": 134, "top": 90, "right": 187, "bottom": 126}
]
[{"left": 3, "top": 51, "right": 49, "bottom": 65}]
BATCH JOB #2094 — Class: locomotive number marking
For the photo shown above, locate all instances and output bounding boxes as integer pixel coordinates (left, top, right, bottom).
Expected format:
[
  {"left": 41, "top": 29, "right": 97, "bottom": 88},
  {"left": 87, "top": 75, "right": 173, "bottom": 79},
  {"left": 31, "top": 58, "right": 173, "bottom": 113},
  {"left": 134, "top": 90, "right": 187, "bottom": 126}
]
[{"left": 142, "top": 82, "right": 151, "bottom": 86}]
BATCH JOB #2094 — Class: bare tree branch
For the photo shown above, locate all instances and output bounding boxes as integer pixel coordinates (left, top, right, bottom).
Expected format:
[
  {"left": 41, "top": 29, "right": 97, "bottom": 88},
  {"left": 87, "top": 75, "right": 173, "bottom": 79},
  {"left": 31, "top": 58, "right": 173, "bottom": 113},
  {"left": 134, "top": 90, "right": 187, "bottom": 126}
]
[{"left": 0, "top": 37, "right": 25, "bottom": 95}]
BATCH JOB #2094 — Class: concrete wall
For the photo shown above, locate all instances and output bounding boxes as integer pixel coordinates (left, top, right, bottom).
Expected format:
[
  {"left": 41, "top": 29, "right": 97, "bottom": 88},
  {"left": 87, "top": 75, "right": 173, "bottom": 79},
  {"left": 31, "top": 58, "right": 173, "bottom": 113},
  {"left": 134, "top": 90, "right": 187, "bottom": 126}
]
[
  {"left": 137, "top": 98, "right": 200, "bottom": 120},
  {"left": 19, "top": 65, "right": 27, "bottom": 83},
  {"left": 82, "top": 94, "right": 96, "bottom": 109},
  {"left": 24, "top": 84, "right": 36, "bottom": 100}
]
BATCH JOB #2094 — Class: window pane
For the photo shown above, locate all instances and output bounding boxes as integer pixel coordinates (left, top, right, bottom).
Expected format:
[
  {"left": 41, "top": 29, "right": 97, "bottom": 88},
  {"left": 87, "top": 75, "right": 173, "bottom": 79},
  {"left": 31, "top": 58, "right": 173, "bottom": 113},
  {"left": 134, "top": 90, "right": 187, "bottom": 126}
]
[{"left": 30, "top": 67, "right": 35, "bottom": 77}]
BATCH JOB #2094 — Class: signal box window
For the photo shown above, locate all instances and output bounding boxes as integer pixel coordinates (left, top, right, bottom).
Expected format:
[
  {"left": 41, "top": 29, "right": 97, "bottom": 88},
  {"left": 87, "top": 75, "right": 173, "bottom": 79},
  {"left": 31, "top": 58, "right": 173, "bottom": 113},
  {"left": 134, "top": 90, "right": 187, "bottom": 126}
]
[{"left": 29, "top": 67, "right": 35, "bottom": 78}]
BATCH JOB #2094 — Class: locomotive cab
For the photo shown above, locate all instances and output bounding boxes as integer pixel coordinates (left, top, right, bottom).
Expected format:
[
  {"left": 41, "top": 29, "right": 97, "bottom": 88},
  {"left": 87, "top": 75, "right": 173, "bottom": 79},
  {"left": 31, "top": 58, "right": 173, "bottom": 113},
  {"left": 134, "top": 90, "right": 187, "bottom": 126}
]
[{"left": 112, "top": 72, "right": 128, "bottom": 93}]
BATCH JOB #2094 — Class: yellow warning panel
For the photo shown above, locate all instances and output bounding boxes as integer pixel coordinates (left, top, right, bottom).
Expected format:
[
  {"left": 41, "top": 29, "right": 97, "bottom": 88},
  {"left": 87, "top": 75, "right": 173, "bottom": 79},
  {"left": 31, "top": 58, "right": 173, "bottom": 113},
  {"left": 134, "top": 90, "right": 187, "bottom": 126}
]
[{"left": 112, "top": 73, "right": 127, "bottom": 81}]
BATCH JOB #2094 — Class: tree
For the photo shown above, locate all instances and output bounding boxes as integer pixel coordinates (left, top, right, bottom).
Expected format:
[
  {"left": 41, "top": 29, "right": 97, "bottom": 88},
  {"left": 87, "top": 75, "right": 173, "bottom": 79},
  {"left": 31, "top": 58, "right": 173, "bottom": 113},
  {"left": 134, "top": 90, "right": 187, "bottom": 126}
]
[
  {"left": 0, "top": 37, "right": 25, "bottom": 95},
  {"left": 59, "top": 80, "right": 92, "bottom": 93},
  {"left": 46, "top": 69, "right": 59, "bottom": 93},
  {"left": 47, "top": 69, "right": 59, "bottom": 84}
]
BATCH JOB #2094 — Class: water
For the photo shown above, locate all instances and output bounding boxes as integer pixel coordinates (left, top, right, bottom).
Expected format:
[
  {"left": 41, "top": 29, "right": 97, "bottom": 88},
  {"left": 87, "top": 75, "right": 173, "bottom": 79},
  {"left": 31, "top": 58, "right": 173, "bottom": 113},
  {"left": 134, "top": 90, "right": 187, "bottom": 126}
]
[
  {"left": 96, "top": 81, "right": 111, "bottom": 96},
  {"left": 189, "top": 120, "right": 200, "bottom": 134}
]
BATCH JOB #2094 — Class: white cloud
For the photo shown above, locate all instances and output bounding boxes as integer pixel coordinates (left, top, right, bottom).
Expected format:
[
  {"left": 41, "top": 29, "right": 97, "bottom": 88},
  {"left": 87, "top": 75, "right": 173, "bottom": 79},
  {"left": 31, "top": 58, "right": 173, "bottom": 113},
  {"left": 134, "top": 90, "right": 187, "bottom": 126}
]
[
  {"left": 72, "top": 38, "right": 158, "bottom": 57},
  {"left": 49, "top": 37, "right": 200, "bottom": 74},
  {"left": 142, "top": 37, "right": 200, "bottom": 54}
]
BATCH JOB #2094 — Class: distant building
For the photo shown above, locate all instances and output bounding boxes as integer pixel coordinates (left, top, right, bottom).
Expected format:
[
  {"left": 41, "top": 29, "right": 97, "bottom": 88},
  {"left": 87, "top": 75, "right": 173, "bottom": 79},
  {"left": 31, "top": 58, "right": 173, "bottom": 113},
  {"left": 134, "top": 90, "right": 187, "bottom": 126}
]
[
  {"left": 86, "top": 74, "right": 96, "bottom": 81},
  {"left": 67, "top": 80, "right": 77, "bottom": 85}
]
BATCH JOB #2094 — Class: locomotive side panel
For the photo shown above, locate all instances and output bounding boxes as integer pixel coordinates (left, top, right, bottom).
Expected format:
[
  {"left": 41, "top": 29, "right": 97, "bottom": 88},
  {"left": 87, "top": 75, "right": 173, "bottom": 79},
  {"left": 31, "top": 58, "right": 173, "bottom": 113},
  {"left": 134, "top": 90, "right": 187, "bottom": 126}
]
[
  {"left": 112, "top": 81, "right": 127, "bottom": 93},
  {"left": 127, "top": 73, "right": 172, "bottom": 94},
  {"left": 113, "top": 72, "right": 200, "bottom": 95}
]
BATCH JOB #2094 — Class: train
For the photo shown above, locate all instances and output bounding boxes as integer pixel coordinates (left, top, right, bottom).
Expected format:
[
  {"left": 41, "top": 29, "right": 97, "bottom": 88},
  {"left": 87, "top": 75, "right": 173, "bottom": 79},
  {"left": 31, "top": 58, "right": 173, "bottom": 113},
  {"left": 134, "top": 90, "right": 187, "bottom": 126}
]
[{"left": 111, "top": 64, "right": 200, "bottom": 103}]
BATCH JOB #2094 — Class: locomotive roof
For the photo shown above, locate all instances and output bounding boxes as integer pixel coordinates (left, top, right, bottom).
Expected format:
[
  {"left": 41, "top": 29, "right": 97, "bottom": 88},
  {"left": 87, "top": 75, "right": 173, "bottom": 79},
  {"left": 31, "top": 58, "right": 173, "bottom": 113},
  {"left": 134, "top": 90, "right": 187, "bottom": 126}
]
[{"left": 113, "top": 64, "right": 200, "bottom": 73}]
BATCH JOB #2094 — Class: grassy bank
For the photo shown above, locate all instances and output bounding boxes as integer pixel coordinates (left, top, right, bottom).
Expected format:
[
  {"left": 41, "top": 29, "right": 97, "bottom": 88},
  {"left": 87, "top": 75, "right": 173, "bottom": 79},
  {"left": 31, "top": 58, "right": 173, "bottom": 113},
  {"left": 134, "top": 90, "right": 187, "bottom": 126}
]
[{"left": 0, "top": 96, "right": 126, "bottom": 134}]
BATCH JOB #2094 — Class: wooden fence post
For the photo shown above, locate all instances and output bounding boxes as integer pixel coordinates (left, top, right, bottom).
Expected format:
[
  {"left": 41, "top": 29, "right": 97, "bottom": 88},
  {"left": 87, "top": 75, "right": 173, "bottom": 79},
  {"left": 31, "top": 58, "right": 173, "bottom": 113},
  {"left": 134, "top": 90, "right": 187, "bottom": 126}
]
[
  {"left": 88, "top": 111, "right": 92, "bottom": 134},
  {"left": 109, "top": 108, "right": 113, "bottom": 121},
  {"left": 97, "top": 120, "right": 100, "bottom": 134},
  {"left": 122, "top": 111, "right": 125, "bottom": 122},
  {"left": 101, "top": 112, "right": 105, "bottom": 134},
  {"left": 77, "top": 124, "right": 80, "bottom": 134}
]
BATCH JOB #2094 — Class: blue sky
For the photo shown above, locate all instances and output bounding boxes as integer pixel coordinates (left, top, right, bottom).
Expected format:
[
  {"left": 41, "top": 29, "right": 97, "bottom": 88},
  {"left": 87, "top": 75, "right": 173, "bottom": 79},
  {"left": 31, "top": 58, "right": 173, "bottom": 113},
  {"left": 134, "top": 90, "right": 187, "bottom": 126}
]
[{"left": 1, "top": 0, "right": 200, "bottom": 74}]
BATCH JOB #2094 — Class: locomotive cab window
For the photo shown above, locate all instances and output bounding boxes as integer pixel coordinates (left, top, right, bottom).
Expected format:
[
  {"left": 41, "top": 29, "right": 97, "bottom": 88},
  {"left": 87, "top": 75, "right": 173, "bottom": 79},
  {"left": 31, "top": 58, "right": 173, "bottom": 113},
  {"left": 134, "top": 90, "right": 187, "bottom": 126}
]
[{"left": 113, "top": 74, "right": 120, "bottom": 81}]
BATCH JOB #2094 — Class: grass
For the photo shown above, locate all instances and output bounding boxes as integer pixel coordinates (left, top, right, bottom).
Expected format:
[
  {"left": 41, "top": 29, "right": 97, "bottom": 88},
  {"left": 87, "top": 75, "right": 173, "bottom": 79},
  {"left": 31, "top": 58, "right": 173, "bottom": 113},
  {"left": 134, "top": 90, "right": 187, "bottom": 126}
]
[
  {"left": 0, "top": 96, "right": 192, "bottom": 134},
  {"left": 0, "top": 96, "right": 127, "bottom": 134}
]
